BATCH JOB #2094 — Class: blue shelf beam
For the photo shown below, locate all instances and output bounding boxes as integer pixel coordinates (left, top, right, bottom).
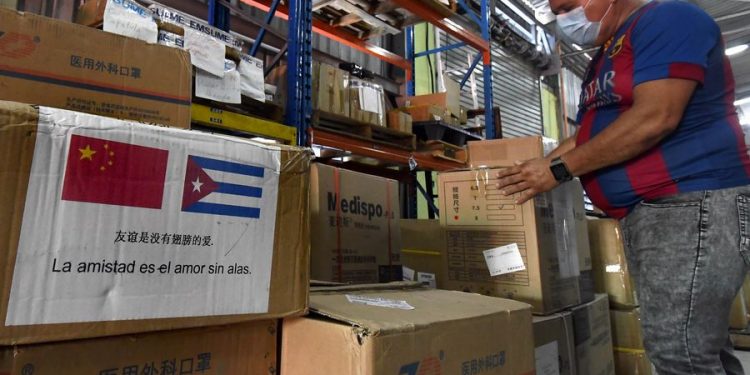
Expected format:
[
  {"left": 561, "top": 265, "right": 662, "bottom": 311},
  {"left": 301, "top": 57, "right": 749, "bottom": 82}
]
[
  {"left": 414, "top": 41, "right": 466, "bottom": 58},
  {"left": 285, "top": 0, "right": 313, "bottom": 146},
  {"left": 249, "top": 0, "right": 282, "bottom": 56},
  {"left": 460, "top": 52, "right": 482, "bottom": 89},
  {"left": 456, "top": 0, "right": 481, "bottom": 26},
  {"left": 207, "top": 0, "right": 231, "bottom": 31},
  {"left": 406, "top": 25, "right": 415, "bottom": 97},
  {"left": 405, "top": 0, "right": 496, "bottom": 139}
]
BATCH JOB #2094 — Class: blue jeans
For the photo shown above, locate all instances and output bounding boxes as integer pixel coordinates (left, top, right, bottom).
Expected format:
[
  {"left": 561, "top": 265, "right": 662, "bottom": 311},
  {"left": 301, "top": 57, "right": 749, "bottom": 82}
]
[{"left": 621, "top": 186, "right": 750, "bottom": 374}]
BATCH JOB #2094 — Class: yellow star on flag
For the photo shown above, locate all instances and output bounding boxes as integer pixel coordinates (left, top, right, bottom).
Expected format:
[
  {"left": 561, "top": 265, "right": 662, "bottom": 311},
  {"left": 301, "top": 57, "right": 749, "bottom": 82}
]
[{"left": 79, "top": 145, "right": 96, "bottom": 161}]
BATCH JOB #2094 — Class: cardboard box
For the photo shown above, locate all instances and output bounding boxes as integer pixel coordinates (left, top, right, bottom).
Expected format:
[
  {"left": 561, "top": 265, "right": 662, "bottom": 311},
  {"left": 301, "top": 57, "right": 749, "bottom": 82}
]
[
  {"left": 402, "top": 104, "right": 447, "bottom": 122},
  {"left": 387, "top": 110, "right": 413, "bottom": 133},
  {"left": 610, "top": 308, "right": 644, "bottom": 350},
  {"left": 438, "top": 167, "right": 581, "bottom": 314},
  {"left": 398, "top": 87, "right": 460, "bottom": 119},
  {"left": 281, "top": 284, "right": 535, "bottom": 375},
  {"left": 400, "top": 219, "right": 445, "bottom": 288},
  {"left": 0, "top": 7, "right": 191, "bottom": 128},
  {"left": 614, "top": 351, "right": 653, "bottom": 375},
  {"left": 533, "top": 312, "right": 577, "bottom": 375},
  {"left": 0, "top": 320, "right": 277, "bottom": 374},
  {"left": 588, "top": 219, "right": 639, "bottom": 309},
  {"left": 730, "top": 291, "right": 748, "bottom": 330},
  {"left": 0, "top": 101, "right": 310, "bottom": 344},
  {"left": 468, "top": 137, "right": 543, "bottom": 167},
  {"left": 313, "top": 62, "right": 350, "bottom": 117},
  {"left": 310, "top": 163, "right": 401, "bottom": 283},
  {"left": 570, "top": 294, "right": 616, "bottom": 375}
]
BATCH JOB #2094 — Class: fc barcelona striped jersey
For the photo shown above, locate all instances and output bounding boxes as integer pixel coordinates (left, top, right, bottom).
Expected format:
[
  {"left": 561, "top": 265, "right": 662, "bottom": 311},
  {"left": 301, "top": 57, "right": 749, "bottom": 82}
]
[{"left": 575, "top": 1, "right": 750, "bottom": 219}]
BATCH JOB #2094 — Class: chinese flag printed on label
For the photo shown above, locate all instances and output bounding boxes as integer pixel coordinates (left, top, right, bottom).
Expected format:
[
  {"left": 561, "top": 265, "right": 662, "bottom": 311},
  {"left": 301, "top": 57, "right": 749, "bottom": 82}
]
[{"left": 61, "top": 134, "right": 169, "bottom": 209}]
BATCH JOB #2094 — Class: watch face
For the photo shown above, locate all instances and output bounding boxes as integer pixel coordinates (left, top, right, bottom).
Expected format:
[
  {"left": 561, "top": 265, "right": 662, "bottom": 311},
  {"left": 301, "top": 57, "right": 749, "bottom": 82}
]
[{"left": 551, "top": 162, "right": 569, "bottom": 182}]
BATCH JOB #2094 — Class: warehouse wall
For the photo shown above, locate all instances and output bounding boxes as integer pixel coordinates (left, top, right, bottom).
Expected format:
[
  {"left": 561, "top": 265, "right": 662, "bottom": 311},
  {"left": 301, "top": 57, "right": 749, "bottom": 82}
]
[{"left": 440, "top": 33, "right": 543, "bottom": 138}]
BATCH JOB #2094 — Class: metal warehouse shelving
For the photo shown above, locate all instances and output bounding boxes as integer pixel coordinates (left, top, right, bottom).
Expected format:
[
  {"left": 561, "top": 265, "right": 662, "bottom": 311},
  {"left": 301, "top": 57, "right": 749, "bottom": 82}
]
[{"left": 200, "top": 0, "right": 495, "bottom": 172}]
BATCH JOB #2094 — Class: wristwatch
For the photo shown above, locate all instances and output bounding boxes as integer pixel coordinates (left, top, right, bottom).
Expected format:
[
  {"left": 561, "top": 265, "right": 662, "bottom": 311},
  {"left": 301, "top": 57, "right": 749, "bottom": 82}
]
[{"left": 549, "top": 157, "right": 573, "bottom": 183}]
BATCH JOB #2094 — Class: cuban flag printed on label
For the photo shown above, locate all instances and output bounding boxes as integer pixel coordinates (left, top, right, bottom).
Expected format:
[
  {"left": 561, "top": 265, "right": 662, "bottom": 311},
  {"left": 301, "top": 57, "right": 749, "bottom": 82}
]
[{"left": 181, "top": 155, "right": 264, "bottom": 218}]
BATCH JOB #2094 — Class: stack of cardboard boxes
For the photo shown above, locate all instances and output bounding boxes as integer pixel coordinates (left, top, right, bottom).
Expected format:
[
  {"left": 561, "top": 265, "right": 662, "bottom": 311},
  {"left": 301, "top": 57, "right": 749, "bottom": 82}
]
[
  {"left": 0, "top": 7, "right": 312, "bottom": 372},
  {"left": 271, "top": 61, "right": 390, "bottom": 128},
  {"left": 75, "top": 0, "right": 269, "bottom": 107},
  {"left": 588, "top": 219, "right": 653, "bottom": 374},
  {"left": 435, "top": 136, "right": 616, "bottom": 375},
  {"left": 0, "top": 6, "right": 192, "bottom": 128}
]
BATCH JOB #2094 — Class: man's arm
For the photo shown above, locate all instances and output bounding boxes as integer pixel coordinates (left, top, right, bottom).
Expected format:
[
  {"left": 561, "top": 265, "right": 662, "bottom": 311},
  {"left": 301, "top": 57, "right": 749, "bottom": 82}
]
[
  {"left": 547, "top": 131, "right": 578, "bottom": 160},
  {"left": 560, "top": 78, "right": 697, "bottom": 177},
  {"left": 496, "top": 78, "right": 697, "bottom": 204}
]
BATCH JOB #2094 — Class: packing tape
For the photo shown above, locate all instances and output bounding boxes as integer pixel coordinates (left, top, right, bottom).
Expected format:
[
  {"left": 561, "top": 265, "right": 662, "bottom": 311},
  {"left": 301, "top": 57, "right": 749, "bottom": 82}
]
[
  {"left": 402, "top": 249, "right": 441, "bottom": 256},
  {"left": 614, "top": 347, "right": 646, "bottom": 354},
  {"left": 334, "top": 167, "right": 343, "bottom": 282}
]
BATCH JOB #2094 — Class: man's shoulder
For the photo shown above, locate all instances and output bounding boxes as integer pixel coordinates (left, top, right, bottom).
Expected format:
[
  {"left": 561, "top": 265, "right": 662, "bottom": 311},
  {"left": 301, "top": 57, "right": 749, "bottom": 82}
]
[
  {"left": 634, "top": 1, "right": 718, "bottom": 37},
  {"left": 643, "top": 1, "right": 714, "bottom": 24}
]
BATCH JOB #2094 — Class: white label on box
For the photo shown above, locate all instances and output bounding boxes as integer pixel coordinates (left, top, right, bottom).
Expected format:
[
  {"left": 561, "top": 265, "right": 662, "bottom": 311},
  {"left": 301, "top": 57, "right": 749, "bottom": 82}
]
[
  {"left": 103, "top": 0, "right": 158, "bottom": 44},
  {"left": 6, "top": 107, "right": 282, "bottom": 325},
  {"left": 358, "top": 86, "right": 381, "bottom": 113},
  {"left": 483, "top": 243, "right": 526, "bottom": 276},
  {"left": 195, "top": 62, "right": 241, "bottom": 104},
  {"left": 150, "top": 3, "right": 244, "bottom": 50},
  {"left": 605, "top": 264, "right": 622, "bottom": 273},
  {"left": 535, "top": 341, "right": 560, "bottom": 375},
  {"left": 417, "top": 272, "right": 437, "bottom": 288},
  {"left": 157, "top": 30, "right": 184, "bottom": 49},
  {"left": 184, "top": 28, "right": 226, "bottom": 77},
  {"left": 345, "top": 295, "right": 415, "bottom": 310},
  {"left": 402, "top": 266, "right": 416, "bottom": 281},
  {"left": 239, "top": 55, "right": 267, "bottom": 102}
]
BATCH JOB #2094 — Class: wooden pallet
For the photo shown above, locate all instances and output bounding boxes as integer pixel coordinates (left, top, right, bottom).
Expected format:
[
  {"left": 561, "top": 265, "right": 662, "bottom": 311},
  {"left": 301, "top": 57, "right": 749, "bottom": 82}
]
[
  {"left": 312, "top": 0, "right": 455, "bottom": 39},
  {"left": 417, "top": 140, "right": 468, "bottom": 164},
  {"left": 313, "top": 110, "right": 417, "bottom": 150}
]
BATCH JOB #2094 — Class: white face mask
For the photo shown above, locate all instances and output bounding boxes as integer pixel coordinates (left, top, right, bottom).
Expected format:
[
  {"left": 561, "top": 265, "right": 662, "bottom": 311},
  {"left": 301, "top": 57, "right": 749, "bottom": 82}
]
[{"left": 557, "top": 0, "right": 613, "bottom": 47}]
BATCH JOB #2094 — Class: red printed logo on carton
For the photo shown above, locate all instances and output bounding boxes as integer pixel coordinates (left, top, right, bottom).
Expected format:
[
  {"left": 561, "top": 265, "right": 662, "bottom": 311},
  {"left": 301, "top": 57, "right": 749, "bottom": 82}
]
[{"left": 0, "top": 31, "right": 38, "bottom": 59}]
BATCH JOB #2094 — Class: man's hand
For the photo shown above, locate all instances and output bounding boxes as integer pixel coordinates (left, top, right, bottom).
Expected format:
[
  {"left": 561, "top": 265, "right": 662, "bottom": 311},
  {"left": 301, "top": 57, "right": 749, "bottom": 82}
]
[{"left": 495, "top": 158, "right": 558, "bottom": 204}]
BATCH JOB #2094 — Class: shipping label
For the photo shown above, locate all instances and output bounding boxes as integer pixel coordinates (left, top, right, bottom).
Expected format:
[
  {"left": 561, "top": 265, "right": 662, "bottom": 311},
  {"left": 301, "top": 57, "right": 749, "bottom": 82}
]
[
  {"left": 103, "top": 0, "right": 158, "bottom": 44},
  {"left": 239, "top": 55, "right": 266, "bottom": 102},
  {"left": 6, "top": 107, "right": 281, "bottom": 325},
  {"left": 195, "top": 60, "right": 242, "bottom": 104},
  {"left": 446, "top": 230, "right": 530, "bottom": 286},
  {"left": 150, "top": 3, "right": 245, "bottom": 50}
]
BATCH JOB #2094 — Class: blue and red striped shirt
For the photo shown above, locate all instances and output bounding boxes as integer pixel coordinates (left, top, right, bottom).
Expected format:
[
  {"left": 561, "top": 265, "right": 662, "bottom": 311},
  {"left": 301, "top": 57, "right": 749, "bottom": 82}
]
[{"left": 575, "top": 1, "right": 750, "bottom": 219}]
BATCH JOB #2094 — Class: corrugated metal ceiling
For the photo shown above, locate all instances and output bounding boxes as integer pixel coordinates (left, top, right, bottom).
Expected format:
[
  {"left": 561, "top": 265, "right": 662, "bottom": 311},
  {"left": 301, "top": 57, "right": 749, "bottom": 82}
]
[{"left": 690, "top": 0, "right": 750, "bottom": 99}]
